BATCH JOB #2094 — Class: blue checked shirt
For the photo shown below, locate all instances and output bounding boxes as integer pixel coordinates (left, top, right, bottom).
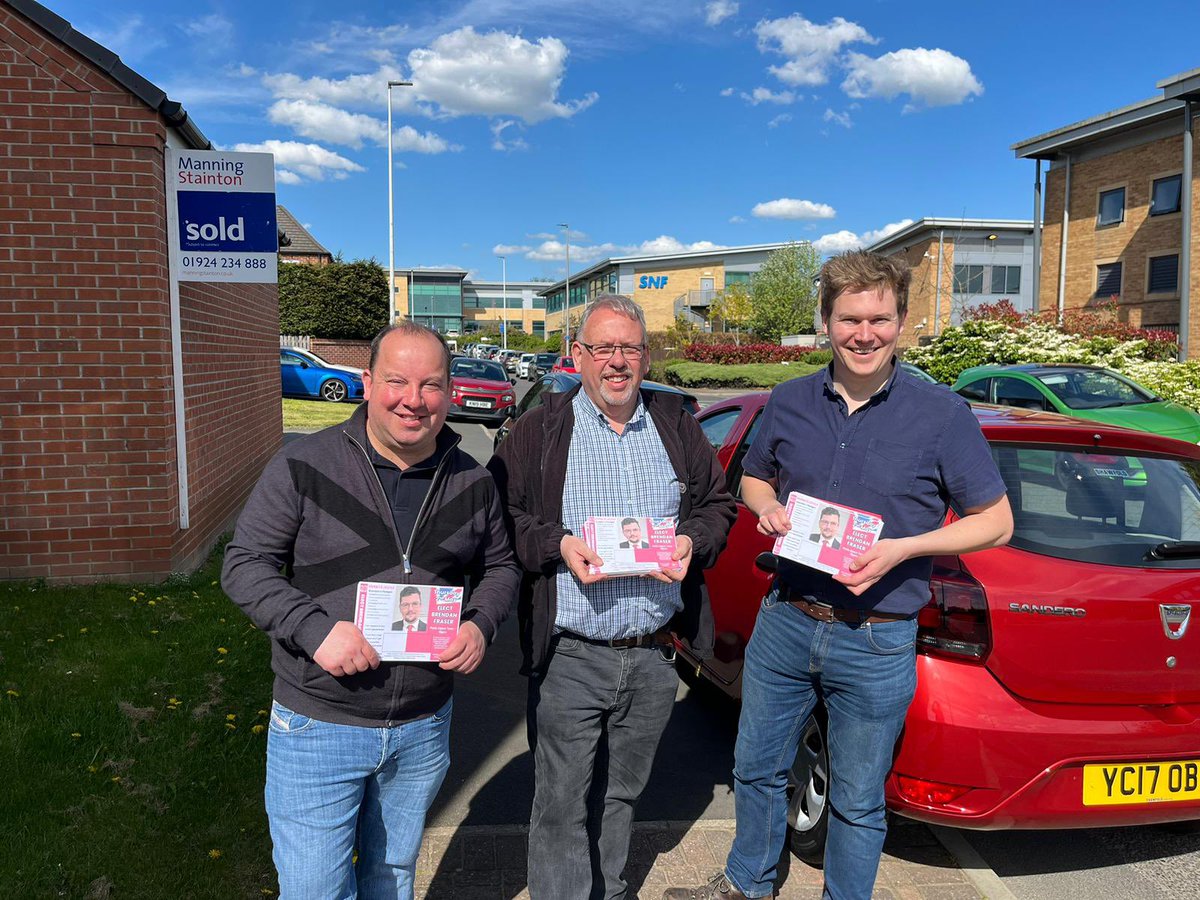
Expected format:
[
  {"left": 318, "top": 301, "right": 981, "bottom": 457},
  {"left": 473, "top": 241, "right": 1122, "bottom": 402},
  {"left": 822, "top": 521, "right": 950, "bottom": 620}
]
[{"left": 556, "top": 389, "right": 682, "bottom": 639}]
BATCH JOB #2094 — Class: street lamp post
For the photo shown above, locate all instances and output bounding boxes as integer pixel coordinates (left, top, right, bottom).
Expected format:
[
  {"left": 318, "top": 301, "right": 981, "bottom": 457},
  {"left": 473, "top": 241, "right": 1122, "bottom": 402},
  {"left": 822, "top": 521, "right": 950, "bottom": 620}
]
[
  {"left": 558, "top": 222, "right": 571, "bottom": 352},
  {"left": 498, "top": 254, "right": 507, "bottom": 351},
  {"left": 386, "top": 79, "right": 412, "bottom": 325}
]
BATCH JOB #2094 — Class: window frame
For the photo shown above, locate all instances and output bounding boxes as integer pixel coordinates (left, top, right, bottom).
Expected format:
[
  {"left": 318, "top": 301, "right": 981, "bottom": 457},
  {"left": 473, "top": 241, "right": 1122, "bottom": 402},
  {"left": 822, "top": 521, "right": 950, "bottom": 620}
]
[
  {"left": 1146, "top": 252, "right": 1181, "bottom": 298},
  {"left": 1149, "top": 173, "right": 1183, "bottom": 217},
  {"left": 1096, "top": 186, "right": 1126, "bottom": 228},
  {"left": 1095, "top": 260, "right": 1123, "bottom": 299}
]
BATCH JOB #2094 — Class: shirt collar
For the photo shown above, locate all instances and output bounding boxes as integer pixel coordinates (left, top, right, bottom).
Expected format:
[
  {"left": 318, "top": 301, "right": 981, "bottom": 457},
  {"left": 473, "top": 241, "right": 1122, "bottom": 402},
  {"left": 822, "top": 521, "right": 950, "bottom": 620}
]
[
  {"left": 367, "top": 427, "right": 452, "bottom": 473},
  {"left": 574, "top": 386, "right": 646, "bottom": 429},
  {"left": 821, "top": 356, "right": 902, "bottom": 405}
]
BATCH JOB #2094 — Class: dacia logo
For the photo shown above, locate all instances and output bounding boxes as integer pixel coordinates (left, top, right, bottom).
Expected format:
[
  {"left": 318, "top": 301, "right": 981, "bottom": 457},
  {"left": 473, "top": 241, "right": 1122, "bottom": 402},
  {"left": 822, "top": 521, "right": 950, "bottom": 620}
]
[
  {"left": 1009, "top": 603, "right": 1086, "bottom": 618},
  {"left": 184, "top": 216, "right": 245, "bottom": 242}
]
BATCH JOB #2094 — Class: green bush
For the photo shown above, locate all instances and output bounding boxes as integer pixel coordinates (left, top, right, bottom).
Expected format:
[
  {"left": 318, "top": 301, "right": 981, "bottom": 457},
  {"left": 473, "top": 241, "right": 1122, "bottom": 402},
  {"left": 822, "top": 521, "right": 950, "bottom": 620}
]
[
  {"left": 662, "top": 360, "right": 822, "bottom": 389},
  {"left": 278, "top": 258, "right": 388, "bottom": 340}
]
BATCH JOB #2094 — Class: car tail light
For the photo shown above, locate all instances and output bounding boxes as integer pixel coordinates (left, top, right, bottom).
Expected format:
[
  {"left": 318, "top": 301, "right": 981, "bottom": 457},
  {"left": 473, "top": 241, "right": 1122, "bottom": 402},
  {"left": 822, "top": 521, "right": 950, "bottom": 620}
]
[
  {"left": 917, "top": 564, "right": 991, "bottom": 662},
  {"left": 895, "top": 774, "right": 971, "bottom": 806}
]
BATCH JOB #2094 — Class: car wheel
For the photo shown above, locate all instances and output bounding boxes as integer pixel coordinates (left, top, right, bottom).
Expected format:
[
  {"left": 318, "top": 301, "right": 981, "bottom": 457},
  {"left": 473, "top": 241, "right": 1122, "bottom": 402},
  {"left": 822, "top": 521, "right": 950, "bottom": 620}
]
[
  {"left": 320, "top": 379, "right": 348, "bottom": 402},
  {"left": 787, "top": 709, "right": 830, "bottom": 867}
]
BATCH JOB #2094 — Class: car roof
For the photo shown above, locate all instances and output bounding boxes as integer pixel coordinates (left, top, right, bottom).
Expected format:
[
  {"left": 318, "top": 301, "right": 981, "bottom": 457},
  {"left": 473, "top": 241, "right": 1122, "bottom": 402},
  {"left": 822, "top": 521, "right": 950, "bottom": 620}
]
[
  {"left": 546, "top": 371, "right": 697, "bottom": 404},
  {"left": 959, "top": 363, "right": 1117, "bottom": 379},
  {"left": 699, "top": 391, "right": 1200, "bottom": 459}
]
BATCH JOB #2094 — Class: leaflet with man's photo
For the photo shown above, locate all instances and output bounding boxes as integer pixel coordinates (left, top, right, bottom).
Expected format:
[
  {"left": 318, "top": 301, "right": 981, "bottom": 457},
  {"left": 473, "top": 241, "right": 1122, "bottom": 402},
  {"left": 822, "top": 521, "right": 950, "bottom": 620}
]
[
  {"left": 772, "top": 492, "right": 885, "bottom": 578},
  {"left": 583, "top": 515, "right": 682, "bottom": 577},
  {"left": 353, "top": 581, "right": 463, "bottom": 662}
]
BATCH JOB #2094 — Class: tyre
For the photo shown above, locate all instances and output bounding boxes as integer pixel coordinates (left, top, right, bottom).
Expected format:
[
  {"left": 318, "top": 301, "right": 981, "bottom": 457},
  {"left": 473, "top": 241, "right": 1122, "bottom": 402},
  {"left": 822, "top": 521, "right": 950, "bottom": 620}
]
[
  {"left": 320, "top": 379, "right": 348, "bottom": 403},
  {"left": 787, "top": 708, "right": 830, "bottom": 866}
]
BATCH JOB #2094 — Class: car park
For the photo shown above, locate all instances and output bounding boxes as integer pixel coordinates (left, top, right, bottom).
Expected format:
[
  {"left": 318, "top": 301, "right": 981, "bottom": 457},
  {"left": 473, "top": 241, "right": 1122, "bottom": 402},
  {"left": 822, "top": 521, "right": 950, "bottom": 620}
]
[
  {"left": 551, "top": 355, "right": 578, "bottom": 374},
  {"left": 516, "top": 353, "right": 537, "bottom": 379},
  {"left": 497, "top": 349, "right": 521, "bottom": 373},
  {"left": 279, "top": 348, "right": 364, "bottom": 403},
  {"left": 679, "top": 391, "right": 1200, "bottom": 862},
  {"left": 492, "top": 371, "right": 699, "bottom": 450},
  {"left": 953, "top": 364, "right": 1200, "bottom": 443},
  {"left": 530, "top": 352, "right": 560, "bottom": 380},
  {"left": 448, "top": 357, "right": 516, "bottom": 425}
]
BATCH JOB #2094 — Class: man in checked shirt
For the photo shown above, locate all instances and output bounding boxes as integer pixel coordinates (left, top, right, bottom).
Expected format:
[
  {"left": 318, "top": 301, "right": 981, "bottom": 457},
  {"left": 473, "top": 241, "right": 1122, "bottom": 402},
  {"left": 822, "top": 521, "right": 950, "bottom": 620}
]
[{"left": 489, "top": 294, "right": 736, "bottom": 900}]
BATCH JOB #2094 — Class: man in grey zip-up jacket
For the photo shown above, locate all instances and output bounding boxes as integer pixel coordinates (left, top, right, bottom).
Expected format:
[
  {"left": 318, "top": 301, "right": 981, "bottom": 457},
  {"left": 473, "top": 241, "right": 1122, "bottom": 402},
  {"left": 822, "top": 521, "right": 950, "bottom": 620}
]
[{"left": 223, "top": 322, "right": 520, "bottom": 899}]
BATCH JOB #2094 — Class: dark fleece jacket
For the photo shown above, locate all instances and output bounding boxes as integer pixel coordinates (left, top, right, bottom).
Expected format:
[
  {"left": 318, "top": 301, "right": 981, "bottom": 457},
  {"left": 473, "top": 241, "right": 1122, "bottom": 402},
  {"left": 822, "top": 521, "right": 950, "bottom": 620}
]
[{"left": 222, "top": 405, "right": 520, "bottom": 726}]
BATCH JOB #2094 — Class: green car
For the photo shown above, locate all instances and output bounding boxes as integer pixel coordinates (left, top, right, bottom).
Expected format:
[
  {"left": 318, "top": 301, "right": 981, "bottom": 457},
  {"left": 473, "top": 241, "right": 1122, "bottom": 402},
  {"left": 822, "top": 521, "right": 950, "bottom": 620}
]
[{"left": 952, "top": 364, "right": 1200, "bottom": 444}]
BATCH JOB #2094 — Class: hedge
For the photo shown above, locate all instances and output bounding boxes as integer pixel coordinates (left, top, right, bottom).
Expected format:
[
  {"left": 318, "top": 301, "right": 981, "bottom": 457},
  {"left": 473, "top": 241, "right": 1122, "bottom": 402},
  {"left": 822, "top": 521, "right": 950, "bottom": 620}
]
[{"left": 683, "top": 341, "right": 830, "bottom": 365}]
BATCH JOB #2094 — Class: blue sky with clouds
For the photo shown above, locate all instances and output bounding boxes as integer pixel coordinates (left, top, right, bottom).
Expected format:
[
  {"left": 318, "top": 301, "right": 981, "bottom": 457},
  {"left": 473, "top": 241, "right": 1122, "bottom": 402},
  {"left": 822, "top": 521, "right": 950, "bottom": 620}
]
[{"left": 49, "top": 0, "right": 1200, "bottom": 280}]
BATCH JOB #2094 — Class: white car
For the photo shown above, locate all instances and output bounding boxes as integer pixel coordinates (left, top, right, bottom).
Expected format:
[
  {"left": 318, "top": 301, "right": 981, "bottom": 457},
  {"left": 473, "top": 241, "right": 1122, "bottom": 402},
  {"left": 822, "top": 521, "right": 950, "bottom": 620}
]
[{"left": 517, "top": 353, "right": 537, "bottom": 379}]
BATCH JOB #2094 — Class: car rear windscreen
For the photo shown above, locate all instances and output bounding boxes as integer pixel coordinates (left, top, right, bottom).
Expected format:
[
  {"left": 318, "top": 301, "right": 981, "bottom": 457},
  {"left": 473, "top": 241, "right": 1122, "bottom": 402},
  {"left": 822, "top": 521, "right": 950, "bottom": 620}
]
[{"left": 991, "top": 444, "right": 1200, "bottom": 568}]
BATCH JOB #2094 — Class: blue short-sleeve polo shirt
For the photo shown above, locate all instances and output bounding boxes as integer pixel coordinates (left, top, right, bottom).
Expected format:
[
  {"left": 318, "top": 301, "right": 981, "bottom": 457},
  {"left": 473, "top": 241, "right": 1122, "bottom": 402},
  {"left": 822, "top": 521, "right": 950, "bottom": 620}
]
[{"left": 741, "top": 362, "right": 1005, "bottom": 616}]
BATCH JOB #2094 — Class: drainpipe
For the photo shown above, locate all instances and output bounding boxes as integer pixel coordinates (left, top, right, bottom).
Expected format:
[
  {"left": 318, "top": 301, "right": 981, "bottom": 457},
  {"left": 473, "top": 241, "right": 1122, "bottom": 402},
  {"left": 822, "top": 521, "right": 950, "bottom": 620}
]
[
  {"left": 1181, "top": 101, "right": 1193, "bottom": 361},
  {"left": 934, "top": 229, "right": 945, "bottom": 334},
  {"left": 1057, "top": 154, "right": 1071, "bottom": 325},
  {"left": 1033, "top": 159, "right": 1042, "bottom": 314}
]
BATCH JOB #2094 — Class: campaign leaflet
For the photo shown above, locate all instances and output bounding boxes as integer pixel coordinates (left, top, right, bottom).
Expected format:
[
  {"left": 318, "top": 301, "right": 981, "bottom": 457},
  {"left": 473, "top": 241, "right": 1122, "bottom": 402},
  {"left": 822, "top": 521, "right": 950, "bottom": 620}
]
[
  {"left": 582, "top": 515, "right": 682, "bottom": 577},
  {"left": 772, "top": 492, "right": 885, "bottom": 578},
  {"left": 353, "top": 581, "right": 463, "bottom": 662}
]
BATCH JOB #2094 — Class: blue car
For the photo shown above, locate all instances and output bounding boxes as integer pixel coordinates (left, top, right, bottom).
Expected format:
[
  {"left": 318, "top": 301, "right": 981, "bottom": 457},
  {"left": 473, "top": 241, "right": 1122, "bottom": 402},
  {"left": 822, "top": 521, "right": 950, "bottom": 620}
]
[{"left": 280, "top": 348, "right": 364, "bottom": 403}]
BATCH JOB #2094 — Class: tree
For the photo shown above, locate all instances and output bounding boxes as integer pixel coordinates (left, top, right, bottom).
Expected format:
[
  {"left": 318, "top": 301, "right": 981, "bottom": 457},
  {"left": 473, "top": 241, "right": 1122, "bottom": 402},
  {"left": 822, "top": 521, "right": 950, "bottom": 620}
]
[
  {"left": 278, "top": 257, "right": 388, "bottom": 340},
  {"left": 709, "top": 283, "right": 753, "bottom": 344},
  {"left": 748, "top": 242, "right": 821, "bottom": 343}
]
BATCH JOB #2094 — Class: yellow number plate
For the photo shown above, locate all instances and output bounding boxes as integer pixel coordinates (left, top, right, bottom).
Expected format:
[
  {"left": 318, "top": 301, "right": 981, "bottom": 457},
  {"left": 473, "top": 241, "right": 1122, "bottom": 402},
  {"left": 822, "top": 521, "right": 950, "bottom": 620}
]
[{"left": 1083, "top": 760, "right": 1200, "bottom": 806}]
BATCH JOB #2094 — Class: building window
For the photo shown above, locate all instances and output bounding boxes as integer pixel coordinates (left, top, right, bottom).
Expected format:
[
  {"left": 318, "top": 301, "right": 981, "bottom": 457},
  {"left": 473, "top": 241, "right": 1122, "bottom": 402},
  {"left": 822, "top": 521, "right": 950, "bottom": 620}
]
[
  {"left": 953, "top": 264, "right": 984, "bottom": 295},
  {"left": 1096, "top": 262, "right": 1122, "bottom": 298},
  {"left": 990, "top": 265, "right": 1021, "bottom": 295},
  {"left": 1097, "top": 188, "right": 1125, "bottom": 226},
  {"left": 1147, "top": 254, "right": 1179, "bottom": 295},
  {"left": 1150, "top": 175, "right": 1182, "bottom": 216}
]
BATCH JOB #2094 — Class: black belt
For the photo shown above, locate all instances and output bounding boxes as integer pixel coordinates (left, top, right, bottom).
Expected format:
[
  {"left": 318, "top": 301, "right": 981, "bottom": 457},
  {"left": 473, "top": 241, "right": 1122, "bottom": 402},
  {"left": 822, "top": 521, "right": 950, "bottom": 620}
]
[
  {"left": 776, "top": 583, "right": 910, "bottom": 625},
  {"left": 556, "top": 629, "right": 673, "bottom": 649}
]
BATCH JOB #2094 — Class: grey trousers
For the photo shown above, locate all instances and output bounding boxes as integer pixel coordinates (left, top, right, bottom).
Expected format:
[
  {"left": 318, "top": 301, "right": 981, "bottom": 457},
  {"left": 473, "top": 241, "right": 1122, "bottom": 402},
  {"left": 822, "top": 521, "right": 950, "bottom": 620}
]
[{"left": 526, "top": 635, "right": 679, "bottom": 900}]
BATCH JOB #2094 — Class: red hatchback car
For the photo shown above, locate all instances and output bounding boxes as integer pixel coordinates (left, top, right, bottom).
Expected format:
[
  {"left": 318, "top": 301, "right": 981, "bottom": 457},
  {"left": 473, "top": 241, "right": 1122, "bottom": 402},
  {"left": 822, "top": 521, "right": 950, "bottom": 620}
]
[
  {"left": 447, "top": 357, "right": 515, "bottom": 425},
  {"left": 551, "top": 356, "right": 578, "bottom": 374},
  {"left": 680, "top": 392, "right": 1200, "bottom": 862}
]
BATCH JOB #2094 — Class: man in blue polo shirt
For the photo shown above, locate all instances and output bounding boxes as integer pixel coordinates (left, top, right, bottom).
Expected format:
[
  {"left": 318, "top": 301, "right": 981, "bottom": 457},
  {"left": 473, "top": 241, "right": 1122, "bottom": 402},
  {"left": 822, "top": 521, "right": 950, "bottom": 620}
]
[{"left": 666, "top": 250, "right": 1012, "bottom": 900}]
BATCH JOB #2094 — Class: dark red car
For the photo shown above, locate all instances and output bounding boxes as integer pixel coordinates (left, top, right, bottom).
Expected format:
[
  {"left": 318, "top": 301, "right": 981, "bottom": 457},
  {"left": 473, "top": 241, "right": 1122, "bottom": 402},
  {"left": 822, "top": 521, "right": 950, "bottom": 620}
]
[
  {"left": 447, "top": 358, "right": 515, "bottom": 425},
  {"left": 551, "top": 356, "right": 578, "bottom": 374},
  {"left": 680, "top": 392, "right": 1200, "bottom": 862}
]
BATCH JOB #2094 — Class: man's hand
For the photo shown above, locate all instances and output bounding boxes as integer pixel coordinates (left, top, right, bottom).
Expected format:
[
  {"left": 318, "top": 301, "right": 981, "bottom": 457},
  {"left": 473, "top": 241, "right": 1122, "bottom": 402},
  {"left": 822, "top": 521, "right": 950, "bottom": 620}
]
[
  {"left": 313, "top": 621, "right": 381, "bottom": 677},
  {"left": 833, "top": 538, "right": 911, "bottom": 596},
  {"left": 561, "top": 534, "right": 605, "bottom": 585},
  {"left": 647, "top": 534, "right": 693, "bottom": 583},
  {"left": 438, "top": 620, "right": 486, "bottom": 674},
  {"left": 755, "top": 501, "right": 792, "bottom": 537}
]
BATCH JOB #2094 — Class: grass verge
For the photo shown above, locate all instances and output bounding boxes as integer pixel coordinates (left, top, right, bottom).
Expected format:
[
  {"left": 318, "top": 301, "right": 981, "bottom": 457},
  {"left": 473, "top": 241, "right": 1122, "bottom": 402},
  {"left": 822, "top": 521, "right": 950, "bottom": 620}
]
[
  {"left": 663, "top": 361, "right": 823, "bottom": 388},
  {"left": 0, "top": 546, "right": 278, "bottom": 898},
  {"left": 283, "top": 397, "right": 358, "bottom": 431}
]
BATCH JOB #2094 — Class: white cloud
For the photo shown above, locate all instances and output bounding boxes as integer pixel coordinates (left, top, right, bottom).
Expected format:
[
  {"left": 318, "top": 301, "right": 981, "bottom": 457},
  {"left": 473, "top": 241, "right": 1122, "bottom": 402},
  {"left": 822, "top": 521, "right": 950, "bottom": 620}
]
[
  {"left": 267, "top": 99, "right": 458, "bottom": 153},
  {"left": 181, "top": 13, "right": 233, "bottom": 43},
  {"left": 823, "top": 108, "right": 852, "bottom": 128},
  {"left": 841, "top": 48, "right": 982, "bottom": 109},
  {"left": 812, "top": 218, "right": 914, "bottom": 255},
  {"left": 262, "top": 65, "right": 413, "bottom": 112},
  {"left": 528, "top": 229, "right": 589, "bottom": 241},
  {"left": 408, "top": 27, "right": 598, "bottom": 123},
  {"left": 493, "top": 243, "right": 532, "bottom": 255},
  {"left": 491, "top": 119, "right": 529, "bottom": 151},
  {"left": 719, "top": 87, "right": 735, "bottom": 97},
  {"left": 85, "top": 14, "right": 164, "bottom": 62},
  {"left": 741, "top": 87, "right": 796, "bottom": 106},
  {"left": 729, "top": 215, "right": 747, "bottom": 224},
  {"left": 635, "top": 235, "right": 724, "bottom": 255},
  {"left": 754, "top": 14, "right": 875, "bottom": 87},
  {"left": 768, "top": 113, "right": 792, "bottom": 129},
  {"left": 276, "top": 169, "right": 303, "bottom": 186},
  {"left": 519, "top": 234, "right": 725, "bottom": 264},
  {"left": 705, "top": 1, "right": 739, "bottom": 26},
  {"left": 230, "top": 140, "right": 365, "bottom": 183},
  {"left": 752, "top": 198, "right": 836, "bottom": 220}
]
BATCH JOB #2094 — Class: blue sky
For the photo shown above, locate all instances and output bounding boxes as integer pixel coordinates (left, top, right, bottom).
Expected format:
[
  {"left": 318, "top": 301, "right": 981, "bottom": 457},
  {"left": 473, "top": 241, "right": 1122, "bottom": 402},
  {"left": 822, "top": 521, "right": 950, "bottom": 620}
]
[{"left": 50, "top": 0, "right": 1200, "bottom": 280}]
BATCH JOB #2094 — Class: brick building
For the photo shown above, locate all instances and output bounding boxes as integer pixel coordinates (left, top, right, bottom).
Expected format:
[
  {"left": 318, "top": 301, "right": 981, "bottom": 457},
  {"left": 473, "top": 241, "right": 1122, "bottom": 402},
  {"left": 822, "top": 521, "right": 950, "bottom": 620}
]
[
  {"left": 1013, "top": 69, "right": 1200, "bottom": 358},
  {"left": 393, "top": 268, "right": 550, "bottom": 337},
  {"left": 866, "top": 218, "right": 1035, "bottom": 347},
  {"left": 277, "top": 204, "right": 333, "bottom": 266},
  {"left": 0, "top": 0, "right": 280, "bottom": 582}
]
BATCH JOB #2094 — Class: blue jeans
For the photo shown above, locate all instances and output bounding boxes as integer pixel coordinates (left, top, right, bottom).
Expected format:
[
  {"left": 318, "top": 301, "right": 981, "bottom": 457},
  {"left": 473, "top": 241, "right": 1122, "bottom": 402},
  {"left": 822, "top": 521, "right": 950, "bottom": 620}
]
[
  {"left": 265, "top": 697, "right": 452, "bottom": 900},
  {"left": 725, "top": 590, "right": 917, "bottom": 900}
]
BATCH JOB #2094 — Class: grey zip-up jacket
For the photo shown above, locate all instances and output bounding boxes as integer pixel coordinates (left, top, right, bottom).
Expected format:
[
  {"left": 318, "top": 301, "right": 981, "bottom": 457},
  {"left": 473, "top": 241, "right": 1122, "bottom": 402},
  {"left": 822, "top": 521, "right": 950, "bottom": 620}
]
[{"left": 222, "top": 406, "right": 520, "bottom": 726}]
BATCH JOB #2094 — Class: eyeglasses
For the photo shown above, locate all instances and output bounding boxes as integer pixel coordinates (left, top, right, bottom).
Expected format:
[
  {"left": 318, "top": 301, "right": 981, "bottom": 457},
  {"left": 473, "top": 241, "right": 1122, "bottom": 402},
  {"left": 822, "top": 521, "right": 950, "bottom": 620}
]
[{"left": 577, "top": 342, "right": 646, "bottom": 361}]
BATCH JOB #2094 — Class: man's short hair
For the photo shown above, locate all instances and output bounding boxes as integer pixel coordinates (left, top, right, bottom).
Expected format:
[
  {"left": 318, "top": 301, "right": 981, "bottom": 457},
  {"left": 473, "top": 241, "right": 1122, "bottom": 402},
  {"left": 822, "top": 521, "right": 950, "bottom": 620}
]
[
  {"left": 621, "top": 517, "right": 639, "bottom": 528},
  {"left": 818, "top": 250, "right": 911, "bottom": 323},
  {"left": 577, "top": 294, "right": 647, "bottom": 345},
  {"left": 819, "top": 507, "right": 841, "bottom": 520},
  {"left": 369, "top": 321, "right": 452, "bottom": 377},
  {"left": 398, "top": 586, "right": 422, "bottom": 602}
]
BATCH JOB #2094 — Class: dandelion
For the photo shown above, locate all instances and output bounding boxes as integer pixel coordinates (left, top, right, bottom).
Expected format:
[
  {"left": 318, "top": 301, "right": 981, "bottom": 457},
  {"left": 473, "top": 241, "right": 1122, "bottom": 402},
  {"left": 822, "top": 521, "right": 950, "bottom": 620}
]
[
  {"left": 129, "top": 595, "right": 137, "bottom": 601},
  {"left": 252, "top": 724, "right": 265, "bottom": 735},
  {"left": 70, "top": 732, "right": 81, "bottom": 739},
  {"left": 216, "top": 659, "right": 226, "bottom": 665},
  {"left": 226, "top": 713, "right": 237, "bottom": 721},
  {"left": 210, "top": 580, "right": 218, "bottom": 586},
  {"left": 260, "top": 889, "right": 276, "bottom": 896},
  {"left": 111, "top": 776, "right": 121, "bottom": 783},
  {"left": 257, "top": 709, "right": 268, "bottom": 717},
  {"left": 87, "top": 765, "right": 97, "bottom": 773},
  {"left": 217, "top": 647, "right": 228, "bottom": 655},
  {"left": 219, "top": 617, "right": 226, "bottom": 623},
  {"left": 208, "top": 849, "right": 222, "bottom": 860},
  {"left": 148, "top": 600, "right": 156, "bottom": 607},
  {"left": 46, "top": 638, "right": 54, "bottom": 643},
  {"left": 150, "top": 629, "right": 159, "bottom": 635},
  {"left": 225, "top": 723, "right": 237, "bottom": 731},
  {"left": 5, "top": 690, "right": 18, "bottom": 698},
  {"left": 79, "top": 627, "right": 88, "bottom": 634}
]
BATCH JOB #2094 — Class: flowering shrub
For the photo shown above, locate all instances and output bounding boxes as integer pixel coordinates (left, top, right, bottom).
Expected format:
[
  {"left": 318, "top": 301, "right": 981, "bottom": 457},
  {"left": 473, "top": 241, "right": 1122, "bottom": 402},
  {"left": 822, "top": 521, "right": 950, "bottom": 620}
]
[{"left": 683, "top": 342, "right": 826, "bottom": 364}]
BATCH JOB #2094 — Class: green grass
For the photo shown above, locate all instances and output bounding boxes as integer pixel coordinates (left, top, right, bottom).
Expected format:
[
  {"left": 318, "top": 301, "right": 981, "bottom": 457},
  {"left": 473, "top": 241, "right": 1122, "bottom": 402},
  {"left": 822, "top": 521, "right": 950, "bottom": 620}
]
[
  {"left": 282, "top": 397, "right": 358, "bottom": 430},
  {"left": 0, "top": 547, "right": 278, "bottom": 898},
  {"left": 663, "top": 361, "right": 823, "bottom": 388}
]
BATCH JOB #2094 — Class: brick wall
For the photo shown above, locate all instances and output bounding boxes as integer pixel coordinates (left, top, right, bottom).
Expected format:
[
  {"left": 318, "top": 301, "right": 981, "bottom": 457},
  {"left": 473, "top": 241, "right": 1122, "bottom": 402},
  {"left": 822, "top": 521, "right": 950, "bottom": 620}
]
[
  {"left": 311, "top": 338, "right": 371, "bottom": 371},
  {"left": 883, "top": 237, "right": 956, "bottom": 348},
  {"left": 1041, "top": 132, "right": 1199, "bottom": 355},
  {"left": 0, "top": 6, "right": 278, "bottom": 582}
]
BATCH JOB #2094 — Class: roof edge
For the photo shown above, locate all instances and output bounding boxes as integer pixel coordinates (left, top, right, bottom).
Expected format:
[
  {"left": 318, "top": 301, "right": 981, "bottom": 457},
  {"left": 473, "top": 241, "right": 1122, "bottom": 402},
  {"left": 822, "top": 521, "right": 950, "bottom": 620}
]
[{"left": 865, "top": 217, "right": 1034, "bottom": 254}]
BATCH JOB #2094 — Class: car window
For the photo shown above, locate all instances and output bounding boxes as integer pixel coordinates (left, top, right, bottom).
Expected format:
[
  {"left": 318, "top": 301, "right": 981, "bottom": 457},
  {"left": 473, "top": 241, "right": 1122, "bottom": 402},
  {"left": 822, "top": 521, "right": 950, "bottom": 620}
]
[
  {"left": 991, "top": 444, "right": 1200, "bottom": 568},
  {"left": 515, "top": 376, "right": 552, "bottom": 418},
  {"left": 723, "top": 410, "right": 764, "bottom": 499},
  {"left": 956, "top": 377, "right": 990, "bottom": 402},
  {"left": 536, "top": 353, "right": 558, "bottom": 365},
  {"left": 451, "top": 359, "right": 506, "bottom": 381},
  {"left": 698, "top": 407, "right": 742, "bottom": 451},
  {"left": 993, "top": 377, "right": 1048, "bottom": 411},
  {"left": 280, "top": 352, "right": 302, "bottom": 367},
  {"left": 1036, "top": 370, "right": 1155, "bottom": 410}
]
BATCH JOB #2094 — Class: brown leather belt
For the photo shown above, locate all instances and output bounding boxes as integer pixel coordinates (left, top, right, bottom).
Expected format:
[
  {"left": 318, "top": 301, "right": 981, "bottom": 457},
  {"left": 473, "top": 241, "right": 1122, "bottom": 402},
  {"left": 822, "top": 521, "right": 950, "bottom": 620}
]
[
  {"left": 778, "top": 585, "right": 910, "bottom": 625},
  {"left": 557, "top": 628, "right": 674, "bottom": 649}
]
